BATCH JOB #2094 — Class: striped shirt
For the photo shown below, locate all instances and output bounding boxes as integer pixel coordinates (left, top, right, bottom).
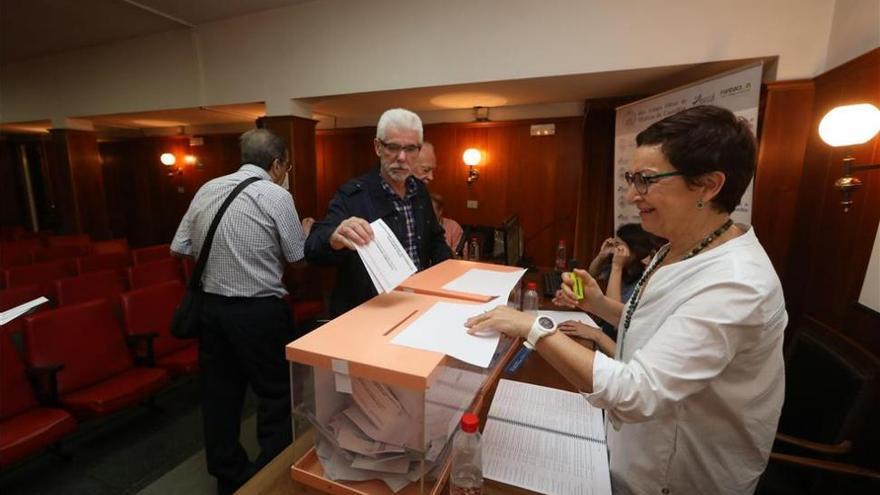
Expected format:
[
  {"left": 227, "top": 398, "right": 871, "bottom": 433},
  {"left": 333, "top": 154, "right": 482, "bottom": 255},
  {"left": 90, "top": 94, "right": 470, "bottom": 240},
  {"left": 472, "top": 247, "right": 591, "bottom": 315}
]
[
  {"left": 170, "top": 164, "right": 305, "bottom": 298},
  {"left": 380, "top": 177, "right": 421, "bottom": 270}
]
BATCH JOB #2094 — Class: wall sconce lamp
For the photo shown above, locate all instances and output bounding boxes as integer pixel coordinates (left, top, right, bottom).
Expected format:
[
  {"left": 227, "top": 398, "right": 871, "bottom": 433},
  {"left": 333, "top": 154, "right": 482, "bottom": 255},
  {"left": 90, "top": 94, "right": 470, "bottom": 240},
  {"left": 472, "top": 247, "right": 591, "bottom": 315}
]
[
  {"left": 818, "top": 103, "right": 880, "bottom": 212},
  {"left": 160, "top": 153, "right": 176, "bottom": 166},
  {"left": 463, "top": 148, "right": 482, "bottom": 184}
]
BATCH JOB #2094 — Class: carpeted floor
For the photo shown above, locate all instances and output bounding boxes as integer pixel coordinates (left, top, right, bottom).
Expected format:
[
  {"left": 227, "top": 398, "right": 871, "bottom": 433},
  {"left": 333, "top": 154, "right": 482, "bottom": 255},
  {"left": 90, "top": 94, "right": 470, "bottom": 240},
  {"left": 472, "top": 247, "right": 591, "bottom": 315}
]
[{"left": 0, "top": 376, "right": 259, "bottom": 495}]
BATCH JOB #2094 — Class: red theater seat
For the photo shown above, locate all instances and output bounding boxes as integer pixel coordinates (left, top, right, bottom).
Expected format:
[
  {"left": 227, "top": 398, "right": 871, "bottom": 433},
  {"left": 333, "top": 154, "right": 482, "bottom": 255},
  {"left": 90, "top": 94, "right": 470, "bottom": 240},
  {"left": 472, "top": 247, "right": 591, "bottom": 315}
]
[
  {"left": 91, "top": 239, "right": 129, "bottom": 256},
  {"left": 0, "top": 328, "right": 77, "bottom": 467},
  {"left": 131, "top": 244, "right": 172, "bottom": 265},
  {"left": 23, "top": 300, "right": 169, "bottom": 418},
  {"left": 4, "top": 259, "right": 78, "bottom": 293},
  {"left": 76, "top": 252, "right": 131, "bottom": 274},
  {"left": 127, "top": 258, "right": 183, "bottom": 289},
  {"left": 0, "top": 284, "right": 48, "bottom": 340},
  {"left": 32, "top": 245, "right": 88, "bottom": 263},
  {"left": 0, "top": 243, "right": 34, "bottom": 270},
  {"left": 46, "top": 234, "right": 91, "bottom": 249},
  {"left": 122, "top": 281, "right": 198, "bottom": 376},
  {"left": 54, "top": 270, "right": 127, "bottom": 308}
]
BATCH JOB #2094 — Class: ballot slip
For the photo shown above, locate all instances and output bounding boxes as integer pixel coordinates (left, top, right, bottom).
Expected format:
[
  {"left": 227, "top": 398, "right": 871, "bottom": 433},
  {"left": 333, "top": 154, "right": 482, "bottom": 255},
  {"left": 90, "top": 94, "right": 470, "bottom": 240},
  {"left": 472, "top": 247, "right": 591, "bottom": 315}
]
[{"left": 355, "top": 219, "right": 417, "bottom": 294}]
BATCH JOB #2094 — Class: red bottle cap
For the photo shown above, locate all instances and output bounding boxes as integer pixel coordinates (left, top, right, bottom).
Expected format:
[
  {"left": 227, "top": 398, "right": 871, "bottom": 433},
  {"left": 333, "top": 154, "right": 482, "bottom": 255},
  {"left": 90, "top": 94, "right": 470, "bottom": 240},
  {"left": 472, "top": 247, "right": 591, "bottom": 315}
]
[
  {"left": 460, "top": 412, "right": 479, "bottom": 433},
  {"left": 527, "top": 282, "right": 537, "bottom": 290}
]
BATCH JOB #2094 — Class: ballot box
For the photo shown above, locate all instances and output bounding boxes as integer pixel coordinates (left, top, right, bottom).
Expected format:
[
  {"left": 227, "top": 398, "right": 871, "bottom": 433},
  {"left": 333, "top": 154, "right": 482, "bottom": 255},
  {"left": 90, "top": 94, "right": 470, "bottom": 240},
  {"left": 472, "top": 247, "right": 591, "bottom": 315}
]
[{"left": 287, "top": 290, "right": 517, "bottom": 495}]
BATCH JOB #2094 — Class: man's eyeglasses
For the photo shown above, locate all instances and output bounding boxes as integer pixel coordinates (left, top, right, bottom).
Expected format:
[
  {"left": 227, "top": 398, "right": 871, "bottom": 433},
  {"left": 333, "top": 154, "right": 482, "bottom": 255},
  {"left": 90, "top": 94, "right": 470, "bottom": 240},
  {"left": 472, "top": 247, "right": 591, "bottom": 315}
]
[
  {"left": 379, "top": 139, "right": 422, "bottom": 156},
  {"left": 624, "top": 170, "right": 684, "bottom": 194}
]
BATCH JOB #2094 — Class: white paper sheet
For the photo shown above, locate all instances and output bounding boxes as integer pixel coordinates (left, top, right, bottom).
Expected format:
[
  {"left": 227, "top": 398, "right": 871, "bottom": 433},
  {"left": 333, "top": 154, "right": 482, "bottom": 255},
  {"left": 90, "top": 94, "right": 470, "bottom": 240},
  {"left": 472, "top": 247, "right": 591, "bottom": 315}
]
[
  {"left": 482, "top": 379, "right": 611, "bottom": 495},
  {"left": 441, "top": 268, "right": 526, "bottom": 297},
  {"left": 0, "top": 297, "right": 48, "bottom": 326},
  {"left": 390, "top": 301, "right": 502, "bottom": 368},
  {"left": 355, "top": 219, "right": 417, "bottom": 294}
]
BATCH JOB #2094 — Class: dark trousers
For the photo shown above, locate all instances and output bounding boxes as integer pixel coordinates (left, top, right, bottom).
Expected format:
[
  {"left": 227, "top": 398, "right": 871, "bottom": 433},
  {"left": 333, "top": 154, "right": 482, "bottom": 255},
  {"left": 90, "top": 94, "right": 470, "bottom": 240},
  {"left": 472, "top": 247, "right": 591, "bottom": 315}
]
[{"left": 199, "top": 294, "right": 294, "bottom": 494}]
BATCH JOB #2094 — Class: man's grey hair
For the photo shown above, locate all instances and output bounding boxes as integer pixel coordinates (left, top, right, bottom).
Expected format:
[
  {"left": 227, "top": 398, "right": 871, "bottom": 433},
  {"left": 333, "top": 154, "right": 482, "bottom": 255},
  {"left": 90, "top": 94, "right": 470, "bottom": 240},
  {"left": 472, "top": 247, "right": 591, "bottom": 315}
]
[
  {"left": 240, "top": 128, "right": 287, "bottom": 170},
  {"left": 376, "top": 108, "right": 423, "bottom": 142}
]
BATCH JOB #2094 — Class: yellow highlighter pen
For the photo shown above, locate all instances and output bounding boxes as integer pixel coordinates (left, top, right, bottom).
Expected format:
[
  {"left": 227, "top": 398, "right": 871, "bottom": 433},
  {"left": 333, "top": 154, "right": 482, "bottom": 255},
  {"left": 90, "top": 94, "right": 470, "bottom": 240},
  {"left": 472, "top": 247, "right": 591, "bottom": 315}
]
[{"left": 571, "top": 272, "right": 584, "bottom": 300}]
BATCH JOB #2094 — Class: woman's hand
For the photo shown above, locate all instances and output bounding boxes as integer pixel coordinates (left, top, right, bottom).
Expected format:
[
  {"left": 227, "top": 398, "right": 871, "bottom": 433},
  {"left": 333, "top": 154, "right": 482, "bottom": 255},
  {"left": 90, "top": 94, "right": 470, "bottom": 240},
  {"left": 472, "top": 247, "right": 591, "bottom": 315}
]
[
  {"left": 553, "top": 269, "right": 603, "bottom": 311},
  {"left": 558, "top": 320, "right": 602, "bottom": 341},
  {"left": 599, "top": 237, "right": 618, "bottom": 257},
  {"left": 611, "top": 243, "right": 631, "bottom": 268},
  {"left": 465, "top": 306, "right": 535, "bottom": 339}
]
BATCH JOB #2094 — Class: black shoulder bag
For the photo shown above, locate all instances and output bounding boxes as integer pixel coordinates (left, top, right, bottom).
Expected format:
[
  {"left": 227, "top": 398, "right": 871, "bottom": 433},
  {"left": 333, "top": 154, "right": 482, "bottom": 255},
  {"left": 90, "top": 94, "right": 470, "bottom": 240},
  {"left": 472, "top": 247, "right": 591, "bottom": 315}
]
[{"left": 171, "top": 177, "right": 261, "bottom": 339}]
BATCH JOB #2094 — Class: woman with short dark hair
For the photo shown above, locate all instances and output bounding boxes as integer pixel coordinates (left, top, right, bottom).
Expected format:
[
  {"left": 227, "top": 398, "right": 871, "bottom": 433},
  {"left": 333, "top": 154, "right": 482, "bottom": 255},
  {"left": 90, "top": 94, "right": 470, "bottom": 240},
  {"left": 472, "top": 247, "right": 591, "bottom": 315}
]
[{"left": 466, "top": 106, "right": 786, "bottom": 494}]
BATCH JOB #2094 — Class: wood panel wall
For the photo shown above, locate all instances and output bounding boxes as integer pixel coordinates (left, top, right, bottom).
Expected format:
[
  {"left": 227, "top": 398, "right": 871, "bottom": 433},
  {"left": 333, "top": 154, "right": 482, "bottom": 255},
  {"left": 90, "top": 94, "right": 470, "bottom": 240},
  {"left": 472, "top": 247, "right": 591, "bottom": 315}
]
[
  {"left": 315, "top": 118, "right": 584, "bottom": 267},
  {"left": 780, "top": 48, "right": 880, "bottom": 467},
  {"left": 0, "top": 139, "right": 29, "bottom": 228},
  {"left": 99, "top": 134, "right": 241, "bottom": 246}
]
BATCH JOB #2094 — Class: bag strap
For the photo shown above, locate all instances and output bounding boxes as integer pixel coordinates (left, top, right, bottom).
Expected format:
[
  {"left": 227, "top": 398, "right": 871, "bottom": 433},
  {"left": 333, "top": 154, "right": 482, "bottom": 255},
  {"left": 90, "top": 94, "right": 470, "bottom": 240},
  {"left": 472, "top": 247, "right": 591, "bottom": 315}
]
[{"left": 189, "top": 176, "right": 261, "bottom": 289}]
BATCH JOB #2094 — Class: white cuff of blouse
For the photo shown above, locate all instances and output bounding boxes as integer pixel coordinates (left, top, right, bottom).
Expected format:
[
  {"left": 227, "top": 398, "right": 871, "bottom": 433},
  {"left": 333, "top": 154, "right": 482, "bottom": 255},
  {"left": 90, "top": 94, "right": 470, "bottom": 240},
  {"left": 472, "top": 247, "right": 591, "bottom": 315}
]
[{"left": 579, "top": 351, "right": 625, "bottom": 429}]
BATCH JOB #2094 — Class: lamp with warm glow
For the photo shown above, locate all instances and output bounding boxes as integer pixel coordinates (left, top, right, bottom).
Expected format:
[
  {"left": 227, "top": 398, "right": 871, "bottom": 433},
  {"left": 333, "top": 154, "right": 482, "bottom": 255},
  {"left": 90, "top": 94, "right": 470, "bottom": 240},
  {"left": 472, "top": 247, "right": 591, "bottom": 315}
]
[
  {"left": 818, "top": 103, "right": 880, "bottom": 212},
  {"left": 184, "top": 154, "right": 197, "bottom": 165},
  {"left": 160, "top": 153, "right": 176, "bottom": 166},
  {"left": 463, "top": 148, "right": 482, "bottom": 184}
]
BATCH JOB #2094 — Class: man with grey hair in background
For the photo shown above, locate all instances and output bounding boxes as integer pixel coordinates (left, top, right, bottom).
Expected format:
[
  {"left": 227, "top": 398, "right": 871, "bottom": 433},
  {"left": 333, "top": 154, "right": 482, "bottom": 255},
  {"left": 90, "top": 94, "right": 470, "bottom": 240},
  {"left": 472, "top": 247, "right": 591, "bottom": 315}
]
[
  {"left": 305, "top": 108, "right": 451, "bottom": 316},
  {"left": 412, "top": 141, "right": 437, "bottom": 184},
  {"left": 171, "top": 128, "right": 306, "bottom": 494}
]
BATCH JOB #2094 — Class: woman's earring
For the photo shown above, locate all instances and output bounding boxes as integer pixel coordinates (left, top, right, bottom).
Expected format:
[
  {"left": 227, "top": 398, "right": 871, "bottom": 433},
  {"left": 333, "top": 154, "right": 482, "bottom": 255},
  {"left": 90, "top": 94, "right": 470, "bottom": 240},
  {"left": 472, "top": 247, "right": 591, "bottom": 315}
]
[{"left": 696, "top": 199, "right": 705, "bottom": 209}]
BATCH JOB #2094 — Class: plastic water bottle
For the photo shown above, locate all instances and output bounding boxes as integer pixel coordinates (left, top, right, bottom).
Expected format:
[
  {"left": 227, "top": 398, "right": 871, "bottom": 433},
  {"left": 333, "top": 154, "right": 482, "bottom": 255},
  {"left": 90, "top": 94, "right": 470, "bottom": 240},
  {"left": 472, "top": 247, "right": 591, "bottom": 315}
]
[
  {"left": 523, "top": 282, "right": 539, "bottom": 314},
  {"left": 467, "top": 236, "right": 480, "bottom": 261},
  {"left": 450, "top": 412, "right": 482, "bottom": 495},
  {"left": 555, "top": 239, "right": 567, "bottom": 272},
  {"left": 507, "top": 282, "right": 522, "bottom": 310}
]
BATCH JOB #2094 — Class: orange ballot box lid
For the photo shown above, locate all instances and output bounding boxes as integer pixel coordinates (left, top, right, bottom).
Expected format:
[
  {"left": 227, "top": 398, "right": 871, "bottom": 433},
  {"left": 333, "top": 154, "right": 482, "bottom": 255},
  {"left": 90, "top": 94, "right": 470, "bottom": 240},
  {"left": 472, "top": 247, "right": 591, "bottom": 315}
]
[
  {"left": 286, "top": 291, "right": 483, "bottom": 390},
  {"left": 395, "top": 259, "right": 523, "bottom": 303}
]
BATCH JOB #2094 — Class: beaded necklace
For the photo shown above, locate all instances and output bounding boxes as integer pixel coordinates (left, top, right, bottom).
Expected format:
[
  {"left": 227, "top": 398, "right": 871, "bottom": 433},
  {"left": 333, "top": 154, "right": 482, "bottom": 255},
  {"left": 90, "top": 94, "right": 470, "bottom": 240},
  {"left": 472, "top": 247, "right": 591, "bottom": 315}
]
[{"left": 617, "top": 218, "right": 734, "bottom": 359}]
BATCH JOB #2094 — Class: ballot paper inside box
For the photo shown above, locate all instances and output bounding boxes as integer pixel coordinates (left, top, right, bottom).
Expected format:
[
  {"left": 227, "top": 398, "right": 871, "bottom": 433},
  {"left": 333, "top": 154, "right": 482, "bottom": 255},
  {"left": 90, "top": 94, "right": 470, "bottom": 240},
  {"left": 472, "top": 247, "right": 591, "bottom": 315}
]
[{"left": 286, "top": 291, "right": 516, "bottom": 495}]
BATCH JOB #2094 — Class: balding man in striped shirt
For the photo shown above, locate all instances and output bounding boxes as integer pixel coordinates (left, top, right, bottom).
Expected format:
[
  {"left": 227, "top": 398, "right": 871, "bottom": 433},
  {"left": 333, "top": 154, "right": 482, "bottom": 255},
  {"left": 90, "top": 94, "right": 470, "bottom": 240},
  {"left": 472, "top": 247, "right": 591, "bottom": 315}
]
[{"left": 171, "top": 128, "right": 305, "bottom": 494}]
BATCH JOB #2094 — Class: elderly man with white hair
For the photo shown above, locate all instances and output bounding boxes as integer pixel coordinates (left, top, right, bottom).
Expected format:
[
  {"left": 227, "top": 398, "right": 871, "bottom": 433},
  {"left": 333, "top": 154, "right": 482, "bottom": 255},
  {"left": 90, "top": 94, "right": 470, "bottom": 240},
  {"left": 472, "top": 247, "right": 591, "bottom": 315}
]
[{"left": 305, "top": 108, "right": 452, "bottom": 315}]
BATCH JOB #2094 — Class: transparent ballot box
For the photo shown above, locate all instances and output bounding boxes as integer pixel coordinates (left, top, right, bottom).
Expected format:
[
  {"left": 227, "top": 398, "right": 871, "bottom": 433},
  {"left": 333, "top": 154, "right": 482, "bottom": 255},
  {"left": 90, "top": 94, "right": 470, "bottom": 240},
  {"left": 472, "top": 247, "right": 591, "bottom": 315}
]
[{"left": 287, "top": 291, "right": 516, "bottom": 495}]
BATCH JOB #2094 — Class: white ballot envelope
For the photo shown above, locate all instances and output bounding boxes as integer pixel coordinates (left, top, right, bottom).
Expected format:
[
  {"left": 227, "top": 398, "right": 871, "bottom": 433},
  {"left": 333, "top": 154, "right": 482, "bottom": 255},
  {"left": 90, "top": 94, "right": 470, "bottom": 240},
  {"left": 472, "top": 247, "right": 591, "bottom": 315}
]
[{"left": 356, "top": 219, "right": 417, "bottom": 294}]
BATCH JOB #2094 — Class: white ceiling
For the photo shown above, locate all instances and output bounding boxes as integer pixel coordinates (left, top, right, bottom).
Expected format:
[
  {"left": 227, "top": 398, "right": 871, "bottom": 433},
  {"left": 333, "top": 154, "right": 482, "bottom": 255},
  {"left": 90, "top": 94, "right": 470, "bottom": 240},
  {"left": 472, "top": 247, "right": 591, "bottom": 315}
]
[
  {"left": 0, "top": 0, "right": 311, "bottom": 64},
  {"left": 0, "top": 0, "right": 775, "bottom": 135},
  {"left": 0, "top": 56, "right": 774, "bottom": 136}
]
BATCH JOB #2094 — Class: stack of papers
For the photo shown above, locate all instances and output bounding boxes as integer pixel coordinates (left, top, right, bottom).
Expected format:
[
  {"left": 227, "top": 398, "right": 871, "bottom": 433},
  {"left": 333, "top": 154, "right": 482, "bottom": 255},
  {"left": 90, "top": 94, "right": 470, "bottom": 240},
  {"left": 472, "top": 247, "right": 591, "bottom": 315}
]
[
  {"left": 313, "top": 373, "right": 469, "bottom": 493},
  {"left": 356, "top": 219, "right": 417, "bottom": 294},
  {"left": 482, "top": 380, "right": 611, "bottom": 495},
  {"left": 0, "top": 297, "right": 49, "bottom": 326},
  {"left": 441, "top": 268, "right": 526, "bottom": 298}
]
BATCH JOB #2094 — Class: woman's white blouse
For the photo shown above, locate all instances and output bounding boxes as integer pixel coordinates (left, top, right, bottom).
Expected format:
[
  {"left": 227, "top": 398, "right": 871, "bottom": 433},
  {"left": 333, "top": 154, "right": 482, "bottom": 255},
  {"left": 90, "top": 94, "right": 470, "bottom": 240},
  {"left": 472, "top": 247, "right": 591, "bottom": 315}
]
[{"left": 583, "top": 226, "right": 787, "bottom": 495}]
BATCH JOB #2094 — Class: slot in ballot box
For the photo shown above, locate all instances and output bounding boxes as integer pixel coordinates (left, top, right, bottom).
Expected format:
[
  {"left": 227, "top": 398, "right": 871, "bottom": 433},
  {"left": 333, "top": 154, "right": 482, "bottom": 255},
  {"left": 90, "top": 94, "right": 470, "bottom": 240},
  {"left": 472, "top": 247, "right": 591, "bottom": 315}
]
[{"left": 287, "top": 290, "right": 517, "bottom": 495}]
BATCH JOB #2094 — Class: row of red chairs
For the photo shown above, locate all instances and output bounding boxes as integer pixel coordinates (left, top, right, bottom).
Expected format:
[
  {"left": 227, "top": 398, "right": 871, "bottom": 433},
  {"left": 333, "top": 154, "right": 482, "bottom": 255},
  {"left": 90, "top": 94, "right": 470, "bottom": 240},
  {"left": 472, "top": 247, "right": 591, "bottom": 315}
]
[
  {"left": 1, "top": 239, "right": 172, "bottom": 271},
  {"left": 2, "top": 255, "right": 187, "bottom": 294},
  {"left": 0, "top": 281, "right": 197, "bottom": 467}
]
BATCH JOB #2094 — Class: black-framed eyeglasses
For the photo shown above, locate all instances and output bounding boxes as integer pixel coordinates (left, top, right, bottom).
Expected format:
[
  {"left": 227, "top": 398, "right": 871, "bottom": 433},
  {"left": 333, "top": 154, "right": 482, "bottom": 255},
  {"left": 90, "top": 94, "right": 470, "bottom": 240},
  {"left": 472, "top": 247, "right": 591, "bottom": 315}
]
[
  {"left": 378, "top": 139, "right": 422, "bottom": 155},
  {"left": 624, "top": 170, "right": 684, "bottom": 194}
]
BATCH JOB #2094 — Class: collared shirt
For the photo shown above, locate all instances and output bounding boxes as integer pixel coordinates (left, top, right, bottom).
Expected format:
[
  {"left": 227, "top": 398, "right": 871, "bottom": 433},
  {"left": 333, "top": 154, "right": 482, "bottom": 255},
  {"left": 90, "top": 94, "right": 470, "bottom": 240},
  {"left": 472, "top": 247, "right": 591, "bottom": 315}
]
[
  {"left": 171, "top": 164, "right": 306, "bottom": 298},
  {"left": 380, "top": 176, "right": 421, "bottom": 269},
  {"left": 582, "top": 227, "right": 786, "bottom": 495}
]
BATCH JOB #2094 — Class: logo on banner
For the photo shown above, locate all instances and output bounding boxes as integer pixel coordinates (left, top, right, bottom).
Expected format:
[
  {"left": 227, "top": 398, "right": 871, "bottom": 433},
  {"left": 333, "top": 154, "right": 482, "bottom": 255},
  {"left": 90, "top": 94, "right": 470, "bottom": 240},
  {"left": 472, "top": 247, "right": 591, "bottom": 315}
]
[
  {"left": 692, "top": 93, "right": 715, "bottom": 106},
  {"left": 721, "top": 82, "right": 752, "bottom": 98}
]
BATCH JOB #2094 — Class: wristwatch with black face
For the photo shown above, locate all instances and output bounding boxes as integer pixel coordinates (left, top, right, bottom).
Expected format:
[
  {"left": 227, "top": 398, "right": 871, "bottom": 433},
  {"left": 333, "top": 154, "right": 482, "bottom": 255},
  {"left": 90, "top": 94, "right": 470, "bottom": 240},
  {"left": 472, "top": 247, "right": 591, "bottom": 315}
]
[{"left": 524, "top": 315, "right": 557, "bottom": 349}]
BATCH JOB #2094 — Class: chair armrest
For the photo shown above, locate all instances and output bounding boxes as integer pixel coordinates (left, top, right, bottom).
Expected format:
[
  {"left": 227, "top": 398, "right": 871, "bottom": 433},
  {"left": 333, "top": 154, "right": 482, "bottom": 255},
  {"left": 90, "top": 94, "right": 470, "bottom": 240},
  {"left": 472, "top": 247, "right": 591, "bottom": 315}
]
[
  {"left": 26, "top": 363, "right": 64, "bottom": 406},
  {"left": 775, "top": 432, "right": 852, "bottom": 456},
  {"left": 770, "top": 452, "right": 880, "bottom": 481},
  {"left": 126, "top": 332, "right": 159, "bottom": 367}
]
